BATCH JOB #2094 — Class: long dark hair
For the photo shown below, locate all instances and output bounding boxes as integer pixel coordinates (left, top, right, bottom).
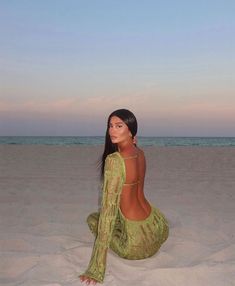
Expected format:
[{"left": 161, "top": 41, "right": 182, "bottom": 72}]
[{"left": 97, "top": 109, "right": 138, "bottom": 180}]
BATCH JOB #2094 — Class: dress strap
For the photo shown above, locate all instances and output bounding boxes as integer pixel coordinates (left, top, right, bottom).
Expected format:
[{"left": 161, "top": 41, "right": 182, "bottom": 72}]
[
  {"left": 123, "top": 180, "right": 140, "bottom": 186},
  {"left": 122, "top": 153, "right": 138, "bottom": 160}
]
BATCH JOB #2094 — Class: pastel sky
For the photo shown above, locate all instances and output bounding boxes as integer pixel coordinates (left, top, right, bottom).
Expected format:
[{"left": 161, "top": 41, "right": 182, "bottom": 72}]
[{"left": 0, "top": 0, "right": 235, "bottom": 136}]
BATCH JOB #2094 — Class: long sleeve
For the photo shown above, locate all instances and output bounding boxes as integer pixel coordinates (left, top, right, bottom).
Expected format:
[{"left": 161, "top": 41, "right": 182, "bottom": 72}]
[{"left": 81, "top": 153, "right": 124, "bottom": 283}]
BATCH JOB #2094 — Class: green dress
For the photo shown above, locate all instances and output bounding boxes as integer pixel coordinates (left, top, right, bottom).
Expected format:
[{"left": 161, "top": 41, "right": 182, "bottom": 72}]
[{"left": 80, "top": 152, "right": 169, "bottom": 283}]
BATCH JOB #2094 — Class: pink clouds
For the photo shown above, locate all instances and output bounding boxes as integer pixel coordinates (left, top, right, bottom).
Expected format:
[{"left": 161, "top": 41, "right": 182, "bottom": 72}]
[{"left": 0, "top": 90, "right": 234, "bottom": 136}]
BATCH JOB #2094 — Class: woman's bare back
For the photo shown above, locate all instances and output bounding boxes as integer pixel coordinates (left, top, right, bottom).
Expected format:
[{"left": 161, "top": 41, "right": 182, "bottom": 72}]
[{"left": 119, "top": 147, "right": 151, "bottom": 220}]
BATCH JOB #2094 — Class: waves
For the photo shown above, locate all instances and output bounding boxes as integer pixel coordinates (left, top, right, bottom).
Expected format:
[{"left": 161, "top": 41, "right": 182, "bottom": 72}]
[{"left": 0, "top": 136, "right": 235, "bottom": 146}]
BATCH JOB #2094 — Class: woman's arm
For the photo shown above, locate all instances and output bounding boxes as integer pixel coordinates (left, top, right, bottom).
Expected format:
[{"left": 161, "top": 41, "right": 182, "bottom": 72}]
[{"left": 80, "top": 153, "right": 124, "bottom": 283}]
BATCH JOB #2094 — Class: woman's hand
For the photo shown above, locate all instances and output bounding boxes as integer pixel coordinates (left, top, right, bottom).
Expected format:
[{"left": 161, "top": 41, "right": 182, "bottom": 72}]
[{"left": 79, "top": 275, "right": 97, "bottom": 285}]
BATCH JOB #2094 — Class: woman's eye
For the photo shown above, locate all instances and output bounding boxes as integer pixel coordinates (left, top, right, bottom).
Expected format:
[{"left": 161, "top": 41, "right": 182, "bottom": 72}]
[{"left": 118, "top": 125, "right": 122, "bottom": 128}]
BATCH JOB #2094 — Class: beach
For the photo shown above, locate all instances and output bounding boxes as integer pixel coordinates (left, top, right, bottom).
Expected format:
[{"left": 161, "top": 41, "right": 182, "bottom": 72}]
[{"left": 0, "top": 145, "right": 234, "bottom": 286}]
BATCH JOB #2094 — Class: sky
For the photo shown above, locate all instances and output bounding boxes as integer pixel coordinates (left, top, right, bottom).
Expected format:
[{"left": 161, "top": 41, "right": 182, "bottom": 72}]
[{"left": 0, "top": 0, "right": 235, "bottom": 136}]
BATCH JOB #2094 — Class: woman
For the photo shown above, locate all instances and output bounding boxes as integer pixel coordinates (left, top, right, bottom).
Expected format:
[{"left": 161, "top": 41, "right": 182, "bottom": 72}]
[{"left": 80, "top": 109, "right": 169, "bottom": 284}]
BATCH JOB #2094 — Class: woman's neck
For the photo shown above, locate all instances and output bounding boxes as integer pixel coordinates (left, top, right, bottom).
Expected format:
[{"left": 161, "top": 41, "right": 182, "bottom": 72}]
[{"left": 117, "top": 141, "right": 136, "bottom": 154}]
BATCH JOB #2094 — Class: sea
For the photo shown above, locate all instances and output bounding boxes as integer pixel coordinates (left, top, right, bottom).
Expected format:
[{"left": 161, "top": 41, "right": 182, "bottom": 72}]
[{"left": 0, "top": 136, "right": 235, "bottom": 147}]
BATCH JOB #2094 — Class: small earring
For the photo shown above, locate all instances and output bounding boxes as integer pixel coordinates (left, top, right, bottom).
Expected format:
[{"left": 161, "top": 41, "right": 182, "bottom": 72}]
[{"left": 133, "top": 136, "right": 137, "bottom": 145}]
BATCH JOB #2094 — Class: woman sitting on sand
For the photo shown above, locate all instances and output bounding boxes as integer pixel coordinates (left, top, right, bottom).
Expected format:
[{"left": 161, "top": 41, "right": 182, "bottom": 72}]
[{"left": 79, "top": 109, "right": 169, "bottom": 284}]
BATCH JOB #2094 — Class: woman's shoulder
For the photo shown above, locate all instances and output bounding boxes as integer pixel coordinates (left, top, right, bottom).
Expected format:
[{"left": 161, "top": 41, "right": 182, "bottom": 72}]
[
  {"left": 105, "top": 152, "right": 122, "bottom": 164},
  {"left": 106, "top": 151, "right": 120, "bottom": 159},
  {"left": 136, "top": 147, "right": 145, "bottom": 157},
  {"left": 104, "top": 152, "right": 124, "bottom": 174}
]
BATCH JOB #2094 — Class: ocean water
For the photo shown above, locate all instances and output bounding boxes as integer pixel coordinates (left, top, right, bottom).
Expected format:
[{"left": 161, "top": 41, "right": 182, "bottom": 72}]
[{"left": 0, "top": 136, "right": 235, "bottom": 147}]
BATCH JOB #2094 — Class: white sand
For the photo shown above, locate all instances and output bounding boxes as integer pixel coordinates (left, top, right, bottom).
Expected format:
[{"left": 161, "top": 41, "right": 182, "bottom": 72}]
[{"left": 0, "top": 145, "right": 234, "bottom": 286}]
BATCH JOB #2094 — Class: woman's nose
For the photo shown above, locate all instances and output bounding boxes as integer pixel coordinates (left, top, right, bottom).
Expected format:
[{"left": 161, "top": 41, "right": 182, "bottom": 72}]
[{"left": 109, "top": 127, "right": 114, "bottom": 133}]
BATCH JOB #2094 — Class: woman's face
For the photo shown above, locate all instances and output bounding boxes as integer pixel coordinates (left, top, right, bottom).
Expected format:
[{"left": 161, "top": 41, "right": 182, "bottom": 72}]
[{"left": 108, "top": 116, "right": 132, "bottom": 144}]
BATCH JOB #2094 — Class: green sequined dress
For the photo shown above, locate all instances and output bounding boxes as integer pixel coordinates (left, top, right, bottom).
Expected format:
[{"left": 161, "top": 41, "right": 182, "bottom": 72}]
[{"left": 80, "top": 152, "right": 169, "bottom": 283}]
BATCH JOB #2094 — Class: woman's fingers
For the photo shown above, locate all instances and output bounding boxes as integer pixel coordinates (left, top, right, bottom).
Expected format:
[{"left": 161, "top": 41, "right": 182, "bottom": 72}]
[{"left": 79, "top": 275, "right": 97, "bottom": 285}]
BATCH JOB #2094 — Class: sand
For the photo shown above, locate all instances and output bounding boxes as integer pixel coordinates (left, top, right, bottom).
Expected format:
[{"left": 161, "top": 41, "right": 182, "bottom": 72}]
[{"left": 0, "top": 145, "right": 234, "bottom": 286}]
